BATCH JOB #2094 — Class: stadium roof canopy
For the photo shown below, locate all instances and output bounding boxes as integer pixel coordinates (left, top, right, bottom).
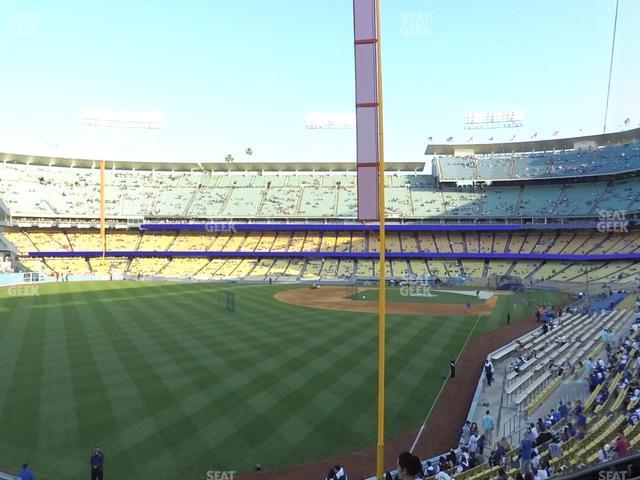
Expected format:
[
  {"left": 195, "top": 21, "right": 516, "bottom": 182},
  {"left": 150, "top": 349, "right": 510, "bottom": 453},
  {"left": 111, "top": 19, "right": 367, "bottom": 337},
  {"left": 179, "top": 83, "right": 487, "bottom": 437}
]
[
  {"left": 424, "top": 126, "right": 640, "bottom": 156},
  {"left": 0, "top": 153, "right": 425, "bottom": 173}
]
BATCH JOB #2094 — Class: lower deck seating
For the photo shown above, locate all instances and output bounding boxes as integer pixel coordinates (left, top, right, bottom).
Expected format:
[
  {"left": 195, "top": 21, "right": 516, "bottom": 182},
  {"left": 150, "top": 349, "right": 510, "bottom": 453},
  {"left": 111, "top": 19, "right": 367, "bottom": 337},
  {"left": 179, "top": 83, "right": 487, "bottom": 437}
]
[{"left": 3, "top": 228, "right": 640, "bottom": 283}]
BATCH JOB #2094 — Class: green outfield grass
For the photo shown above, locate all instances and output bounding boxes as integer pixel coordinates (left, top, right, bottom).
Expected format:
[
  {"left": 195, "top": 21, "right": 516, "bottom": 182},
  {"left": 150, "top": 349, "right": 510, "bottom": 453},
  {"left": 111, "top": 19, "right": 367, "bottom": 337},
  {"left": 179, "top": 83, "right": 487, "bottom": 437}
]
[
  {"left": 350, "top": 287, "right": 486, "bottom": 304},
  {"left": 0, "top": 281, "right": 568, "bottom": 479}
]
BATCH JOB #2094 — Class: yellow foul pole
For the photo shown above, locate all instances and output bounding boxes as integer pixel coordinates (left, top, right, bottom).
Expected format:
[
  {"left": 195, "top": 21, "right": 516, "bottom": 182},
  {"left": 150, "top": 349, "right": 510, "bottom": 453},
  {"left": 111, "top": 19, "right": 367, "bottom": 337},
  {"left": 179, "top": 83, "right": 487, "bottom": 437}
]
[
  {"left": 100, "top": 160, "right": 106, "bottom": 266},
  {"left": 375, "top": 0, "right": 386, "bottom": 478}
]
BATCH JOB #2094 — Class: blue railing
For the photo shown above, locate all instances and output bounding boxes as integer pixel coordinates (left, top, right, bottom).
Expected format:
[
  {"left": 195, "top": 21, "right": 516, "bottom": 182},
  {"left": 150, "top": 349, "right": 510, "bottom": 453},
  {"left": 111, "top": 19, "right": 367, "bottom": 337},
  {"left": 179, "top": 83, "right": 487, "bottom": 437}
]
[
  {"left": 28, "top": 250, "right": 640, "bottom": 260},
  {"left": 140, "top": 221, "right": 626, "bottom": 231}
]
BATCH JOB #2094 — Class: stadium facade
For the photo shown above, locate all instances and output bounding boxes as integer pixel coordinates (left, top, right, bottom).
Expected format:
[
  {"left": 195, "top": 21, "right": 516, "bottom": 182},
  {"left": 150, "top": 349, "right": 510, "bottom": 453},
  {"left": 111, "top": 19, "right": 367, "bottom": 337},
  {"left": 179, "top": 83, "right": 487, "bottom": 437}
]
[{"left": 0, "top": 128, "right": 639, "bottom": 288}]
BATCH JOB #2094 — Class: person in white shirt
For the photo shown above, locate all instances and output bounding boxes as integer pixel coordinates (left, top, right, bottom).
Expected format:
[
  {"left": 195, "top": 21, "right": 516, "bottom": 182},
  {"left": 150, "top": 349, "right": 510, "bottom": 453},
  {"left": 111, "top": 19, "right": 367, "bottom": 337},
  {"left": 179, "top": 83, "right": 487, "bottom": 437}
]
[
  {"left": 334, "top": 465, "right": 346, "bottom": 480},
  {"left": 469, "top": 432, "right": 480, "bottom": 455},
  {"left": 435, "top": 470, "right": 451, "bottom": 480},
  {"left": 598, "top": 443, "right": 612, "bottom": 463},
  {"left": 536, "top": 466, "right": 549, "bottom": 480}
]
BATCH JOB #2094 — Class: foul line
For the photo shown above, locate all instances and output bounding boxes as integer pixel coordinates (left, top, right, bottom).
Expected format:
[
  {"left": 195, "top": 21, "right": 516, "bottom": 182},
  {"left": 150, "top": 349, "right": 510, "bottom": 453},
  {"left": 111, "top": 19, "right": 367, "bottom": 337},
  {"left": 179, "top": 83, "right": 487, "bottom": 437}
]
[{"left": 410, "top": 313, "right": 483, "bottom": 453}]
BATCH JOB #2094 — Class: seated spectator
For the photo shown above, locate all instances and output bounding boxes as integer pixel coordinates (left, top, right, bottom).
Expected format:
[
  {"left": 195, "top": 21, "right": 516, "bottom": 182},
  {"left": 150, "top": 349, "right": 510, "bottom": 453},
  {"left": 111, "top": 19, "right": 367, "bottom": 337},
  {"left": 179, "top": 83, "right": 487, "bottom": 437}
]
[
  {"left": 595, "top": 388, "right": 609, "bottom": 405},
  {"left": 435, "top": 469, "right": 451, "bottom": 480},
  {"left": 488, "top": 450, "right": 500, "bottom": 468},
  {"left": 496, "top": 467, "right": 508, "bottom": 480},
  {"left": 629, "top": 408, "right": 640, "bottom": 425},
  {"left": 535, "top": 426, "right": 553, "bottom": 446},
  {"left": 477, "top": 434, "right": 486, "bottom": 459},
  {"left": 548, "top": 437, "right": 562, "bottom": 459},
  {"left": 334, "top": 465, "right": 346, "bottom": 480},
  {"left": 577, "top": 410, "right": 587, "bottom": 429},
  {"left": 397, "top": 452, "right": 423, "bottom": 480},
  {"left": 425, "top": 461, "right": 436, "bottom": 477},
  {"left": 539, "top": 458, "right": 552, "bottom": 479},
  {"left": 530, "top": 448, "right": 540, "bottom": 469},
  {"left": 17, "top": 464, "right": 35, "bottom": 480},
  {"left": 614, "top": 430, "right": 630, "bottom": 458},
  {"left": 446, "top": 450, "right": 457, "bottom": 469},
  {"left": 598, "top": 443, "right": 613, "bottom": 463},
  {"left": 456, "top": 453, "right": 470, "bottom": 473},
  {"left": 492, "top": 437, "right": 509, "bottom": 466}
]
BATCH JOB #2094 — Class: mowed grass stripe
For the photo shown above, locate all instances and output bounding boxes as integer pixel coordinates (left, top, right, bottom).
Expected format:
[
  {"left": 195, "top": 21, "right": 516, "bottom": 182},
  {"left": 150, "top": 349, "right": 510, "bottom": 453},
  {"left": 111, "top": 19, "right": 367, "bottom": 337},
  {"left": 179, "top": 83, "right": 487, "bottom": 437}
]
[
  {"left": 36, "top": 287, "right": 80, "bottom": 473},
  {"left": 0, "top": 282, "right": 569, "bottom": 479},
  {"left": 223, "top": 316, "right": 378, "bottom": 467},
  {"left": 79, "top": 283, "right": 199, "bottom": 480},
  {"left": 387, "top": 316, "right": 470, "bottom": 432},
  {"left": 1, "top": 291, "right": 47, "bottom": 462},
  {"left": 59, "top": 285, "right": 142, "bottom": 478},
  {"left": 85, "top": 284, "right": 372, "bottom": 476},
  {"left": 0, "top": 291, "right": 33, "bottom": 463},
  {"left": 98, "top": 283, "right": 229, "bottom": 473},
  {"left": 72, "top": 283, "right": 175, "bottom": 477},
  {"left": 164, "top": 295, "right": 378, "bottom": 473},
  {"left": 99, "top": 284, "right": 316, "bottom": 474},
  {"left": 0, "top": 294, "right": 44, "bottom": 466},
  {"left": 102, "top": 284, "right": 378, "bottom": 472}
]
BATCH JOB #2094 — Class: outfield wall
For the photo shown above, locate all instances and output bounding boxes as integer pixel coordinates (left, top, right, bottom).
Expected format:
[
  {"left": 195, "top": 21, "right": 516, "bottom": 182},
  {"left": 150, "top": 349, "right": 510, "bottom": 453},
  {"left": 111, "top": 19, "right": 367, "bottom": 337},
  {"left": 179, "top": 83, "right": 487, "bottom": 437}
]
[{"left": 0, "top": 272, "right": 116, "bottom": 287}]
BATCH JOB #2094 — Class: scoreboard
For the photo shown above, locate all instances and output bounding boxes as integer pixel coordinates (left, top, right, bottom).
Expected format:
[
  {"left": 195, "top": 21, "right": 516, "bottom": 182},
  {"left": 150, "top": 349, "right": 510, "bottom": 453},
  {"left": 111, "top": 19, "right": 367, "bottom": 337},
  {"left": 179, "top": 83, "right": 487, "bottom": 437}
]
[{"left": 464, "top": 110, "right": 524, "bottom": 129}]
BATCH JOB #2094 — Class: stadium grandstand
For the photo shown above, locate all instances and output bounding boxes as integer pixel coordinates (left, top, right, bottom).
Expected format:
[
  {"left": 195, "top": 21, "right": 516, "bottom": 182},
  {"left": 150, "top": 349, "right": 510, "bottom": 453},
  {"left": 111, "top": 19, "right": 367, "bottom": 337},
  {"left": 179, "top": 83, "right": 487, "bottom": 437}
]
[
  {"left": 3, "top": 130, "right": 640, "bottom": 480},
  {"left": 1, "top": 129, "right": 640, "bottom": 289}
]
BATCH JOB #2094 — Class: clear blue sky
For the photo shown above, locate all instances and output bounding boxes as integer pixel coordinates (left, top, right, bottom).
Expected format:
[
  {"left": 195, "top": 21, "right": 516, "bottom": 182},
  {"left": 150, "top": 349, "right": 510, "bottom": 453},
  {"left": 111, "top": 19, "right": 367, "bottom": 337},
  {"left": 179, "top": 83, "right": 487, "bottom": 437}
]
[{"left": 0, "top": 0, "right": 638, "bottom": 164}]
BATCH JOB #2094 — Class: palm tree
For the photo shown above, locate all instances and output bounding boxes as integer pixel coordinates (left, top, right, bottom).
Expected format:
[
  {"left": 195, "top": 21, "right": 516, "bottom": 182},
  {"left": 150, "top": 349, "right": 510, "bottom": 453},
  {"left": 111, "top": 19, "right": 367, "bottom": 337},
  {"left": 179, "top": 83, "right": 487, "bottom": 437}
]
[
  {"left": 245, "top": 148, "right": 253, "bottom": 161},
  {"left": 224, "top": 154, "right": 234, "bottom": 163}
]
